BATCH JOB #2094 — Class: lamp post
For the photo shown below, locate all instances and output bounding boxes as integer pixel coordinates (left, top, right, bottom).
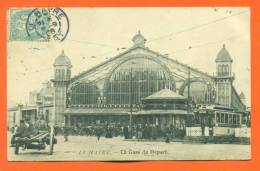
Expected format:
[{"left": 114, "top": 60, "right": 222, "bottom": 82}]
[{"left": 129, "top": 62, "right": 136, "bottom": 139}]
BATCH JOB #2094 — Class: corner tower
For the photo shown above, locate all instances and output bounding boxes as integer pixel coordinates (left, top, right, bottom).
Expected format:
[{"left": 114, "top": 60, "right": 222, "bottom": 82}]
[
  {"left": 215, "top": 44, "right": 234, "bottom": 107},
  {"left": 53, "top": 50, "right": 72, "bottom": 125}
]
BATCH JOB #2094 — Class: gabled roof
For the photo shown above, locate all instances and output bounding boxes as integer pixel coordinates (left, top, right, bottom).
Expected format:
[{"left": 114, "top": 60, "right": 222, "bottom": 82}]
[
  {"left": 70, "top": 44, "right": 213, "bottom": 83},
  {"left": 231, "top": 85, "right": 246, "bottom": 111},
  {"left": 215, "top": 44, "right": 233, "bottom": 62},
  {"left": 144, "top": 89, "right": 186, "bottom": 100}
]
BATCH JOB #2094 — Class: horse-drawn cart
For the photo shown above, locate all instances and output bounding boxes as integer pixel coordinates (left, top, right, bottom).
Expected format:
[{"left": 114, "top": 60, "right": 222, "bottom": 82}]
[{"left": 12, "top": 127, "right": 57, "bottom": 155}]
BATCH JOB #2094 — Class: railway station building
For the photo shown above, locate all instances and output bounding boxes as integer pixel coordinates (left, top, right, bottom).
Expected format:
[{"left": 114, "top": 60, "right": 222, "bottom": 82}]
[{"left": 50, "top": 31, "right": 246, "bottom": 129}]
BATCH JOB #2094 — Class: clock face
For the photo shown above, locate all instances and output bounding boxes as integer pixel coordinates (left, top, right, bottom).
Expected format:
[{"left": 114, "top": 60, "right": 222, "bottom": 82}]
[
  {"left": 136, "top": 37, "right": 143, "bottom": 43},
  {"left": 134, "top": 36, "right": 145, "bottom": 45}
]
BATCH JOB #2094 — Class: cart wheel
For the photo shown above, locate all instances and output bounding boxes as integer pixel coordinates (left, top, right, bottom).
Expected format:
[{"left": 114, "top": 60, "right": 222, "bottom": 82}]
[
  {"left": 49, "top": 126, "right": 54, "bottom": 155},
  {"left": 14, "top": 145, "right": 19, "bottom": 155}
]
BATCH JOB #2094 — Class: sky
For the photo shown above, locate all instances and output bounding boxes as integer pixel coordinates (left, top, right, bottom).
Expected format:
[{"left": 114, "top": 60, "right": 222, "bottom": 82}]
[{"left": 7, "top": 7, "right": 251, "bottom": 107}]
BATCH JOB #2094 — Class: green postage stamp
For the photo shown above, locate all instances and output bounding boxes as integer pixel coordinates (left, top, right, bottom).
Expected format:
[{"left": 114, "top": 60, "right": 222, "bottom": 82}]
[{"left": 8, "top": 8, "right": 69, "bottom": 41}]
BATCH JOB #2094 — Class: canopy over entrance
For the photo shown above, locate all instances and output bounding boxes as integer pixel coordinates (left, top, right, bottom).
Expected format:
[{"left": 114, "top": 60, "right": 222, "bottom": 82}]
[{"left": 143, "top": 88, "right": 186, "bottom": 100}]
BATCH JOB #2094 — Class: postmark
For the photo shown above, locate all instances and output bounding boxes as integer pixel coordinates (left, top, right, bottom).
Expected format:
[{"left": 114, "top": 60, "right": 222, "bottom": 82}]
[{"left": 8, "top": 8, "right": 69, "bottom": 41}]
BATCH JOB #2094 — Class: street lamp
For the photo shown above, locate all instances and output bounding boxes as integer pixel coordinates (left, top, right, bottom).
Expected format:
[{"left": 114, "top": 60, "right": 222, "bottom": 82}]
[{"left": 129, "top": 62, "right": 136, "bottom": 139}]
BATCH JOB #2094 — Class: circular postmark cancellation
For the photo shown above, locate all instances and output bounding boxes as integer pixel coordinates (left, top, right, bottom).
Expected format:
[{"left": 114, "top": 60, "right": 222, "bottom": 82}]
[{"left": 26, "top": 8, "right": 69, "bottom": 41}]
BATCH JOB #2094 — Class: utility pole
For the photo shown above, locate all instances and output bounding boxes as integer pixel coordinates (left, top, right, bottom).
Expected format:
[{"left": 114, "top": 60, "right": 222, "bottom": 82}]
[
  {"left": 129, "top": 66, "right": 133, "bottom": 139},
  {"left": 187, "top": 66, "right": 191, "bottom": 112},
  {"left": 129, "top": 65, "right": 133, "bottom": 139},
  {"left": 129, "top": 62, "right": 136, "bottom": 139}
]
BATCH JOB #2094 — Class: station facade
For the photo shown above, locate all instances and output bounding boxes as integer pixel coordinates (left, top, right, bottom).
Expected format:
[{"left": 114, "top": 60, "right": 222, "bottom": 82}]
[{"left": 51, "top": 31, "right": 246, "bottom": 129}]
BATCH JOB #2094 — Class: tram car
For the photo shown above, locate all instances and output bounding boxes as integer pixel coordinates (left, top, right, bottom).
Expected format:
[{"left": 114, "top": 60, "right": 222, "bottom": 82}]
[
  {"left": 185, "top": 104, "right": 250, "bottom": 144},
  {"left": 12, "top": 126, "right": 57, "bottom": 155}
]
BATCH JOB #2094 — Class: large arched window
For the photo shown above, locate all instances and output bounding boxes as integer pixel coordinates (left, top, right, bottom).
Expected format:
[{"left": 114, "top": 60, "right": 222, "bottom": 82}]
[
  {"left": 69, "top": 82, "right": 100, "bottom": 105},
  {"left": 183, "top": 81, "right": 211, "bottom": 104},
  {"left": 104, "top": 57, "right": 175, "bottom": 105}
]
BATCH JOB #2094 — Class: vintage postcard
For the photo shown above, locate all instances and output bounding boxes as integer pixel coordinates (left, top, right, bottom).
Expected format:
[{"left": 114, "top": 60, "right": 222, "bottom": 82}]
[{"left": 7, "top": 7, "right": 251, "bottom": 161}]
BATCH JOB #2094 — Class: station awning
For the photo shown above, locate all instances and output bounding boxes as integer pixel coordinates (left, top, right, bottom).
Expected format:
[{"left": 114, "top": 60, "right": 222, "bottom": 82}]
[
  {"left": 63, "top": 108, "right": 130, "bottom": 115},
  {"left": 133, "top": 109, "right": 190, "bottom": 115},
  {"left": 143, "top": 88, "right": 186, "bottom": 100}
]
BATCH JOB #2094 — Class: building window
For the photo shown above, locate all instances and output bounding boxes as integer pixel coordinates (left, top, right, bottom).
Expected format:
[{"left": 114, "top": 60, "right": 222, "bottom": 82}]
[
  {"left": 183, "top": 81, "right": 209, "bottom": 104},
  {"left": 55, "top": 69, "right": 66, "bottom": 80},
  {"left": 216, "top": 112, "right": 221, "bottom": 123},
  {"left": 104, "top": 58, "right": 175, "bottom": 105},
  {"left": 69, "top": 82, "right": 100, "bottom": 105},
  {"left": 233, "top": 115, "right": 236, "bottom": 124},
  {"left": 225, "top": 113, "right": 228, "bottom": 123},
  {"left": 221, "top": 113, "right": 225, "bottom": 123}
]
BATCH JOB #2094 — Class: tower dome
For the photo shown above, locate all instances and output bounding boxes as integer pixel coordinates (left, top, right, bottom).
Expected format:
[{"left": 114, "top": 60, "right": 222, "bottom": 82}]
[
  {"left": 215, "top": 44, "right": 233, "bottom": 62},
  {"left": 132, "top": 30, "right": 146, "bottom": 47},
  {"left": 54, "top": 50, "right": 72, "bottom": 67}
]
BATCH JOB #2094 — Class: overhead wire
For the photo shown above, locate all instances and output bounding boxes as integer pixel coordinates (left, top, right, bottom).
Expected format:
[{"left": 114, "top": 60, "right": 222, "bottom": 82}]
[
  {"left": 147, "top": 10, "right": 249, "bottom": 43},
  {"left": 169, "top": 34, "right": 246, "bottom": 55}
]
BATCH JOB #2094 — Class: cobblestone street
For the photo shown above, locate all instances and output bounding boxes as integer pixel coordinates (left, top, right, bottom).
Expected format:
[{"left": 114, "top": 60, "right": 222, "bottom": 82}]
[{"left": 8, "top": 134, "right": 251, "bottom": 161}]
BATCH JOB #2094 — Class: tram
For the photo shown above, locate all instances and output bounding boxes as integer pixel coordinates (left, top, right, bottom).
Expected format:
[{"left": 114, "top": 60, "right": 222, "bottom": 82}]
[{"left": 185, "top": 104, "right": 250, "bottom": 144}]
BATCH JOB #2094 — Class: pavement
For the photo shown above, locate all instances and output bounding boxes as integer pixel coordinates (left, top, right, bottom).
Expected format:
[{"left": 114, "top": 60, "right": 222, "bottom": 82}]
[{"left": 7, "top": 134, "right": 251, "bottom": 161}]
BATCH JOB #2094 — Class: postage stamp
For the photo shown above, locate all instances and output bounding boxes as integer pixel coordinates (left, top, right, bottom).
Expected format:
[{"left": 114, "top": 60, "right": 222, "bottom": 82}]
[{"left": 8, "top": 8, "right": 69, "bottom": 41}]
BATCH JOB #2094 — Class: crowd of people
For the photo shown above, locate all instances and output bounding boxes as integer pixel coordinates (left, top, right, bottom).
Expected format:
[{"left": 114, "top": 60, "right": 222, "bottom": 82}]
[
  {"left": 54, "top": 123, "right": 185, "bottom": 142},
  {"left": 9, "top": 118, "right": 186, "bottom": 143}
]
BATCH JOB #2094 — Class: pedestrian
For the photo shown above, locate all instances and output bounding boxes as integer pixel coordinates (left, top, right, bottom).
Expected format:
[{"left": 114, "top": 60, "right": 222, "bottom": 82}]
[
  {"left": 62, "top": 124, "right": 69, "bottom": 142},
  {"left": 14, "top": 120, "right": 30, "bottom": 150},
  {"left": 28, "top": 121, "right": 37, "bottom": 136},
  {"left": 165, "top": 134, "right": 170, "bottom": 143},
  {"left": 137, "top": 124, "right": 142, "bottom": 140},
  {"left": 156, "top": 125, "right": 161, "bottom": 138},
  {"left": 95, "top": 126, "right": 102, "bottom": 141},
  {"left": 123, "top": 125, "right": 129, "bottom": 139},
  {"left": 165, "top": 127, "right": 171, "bottom": 143},
  {"left": 151, "top": 124, "right": 157, "bottom": 140},
  {"left": 10, "top": 124, "right": 18, "bottom": 147},
  {"left": 35, "top": 115, "right": 48, "bottom": 130},
  {"left": 13, "top": 124, "right": 18, "bottom": 134},
  {"left": 16, "top": 120, "right": 28, "bottom": 138}
]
